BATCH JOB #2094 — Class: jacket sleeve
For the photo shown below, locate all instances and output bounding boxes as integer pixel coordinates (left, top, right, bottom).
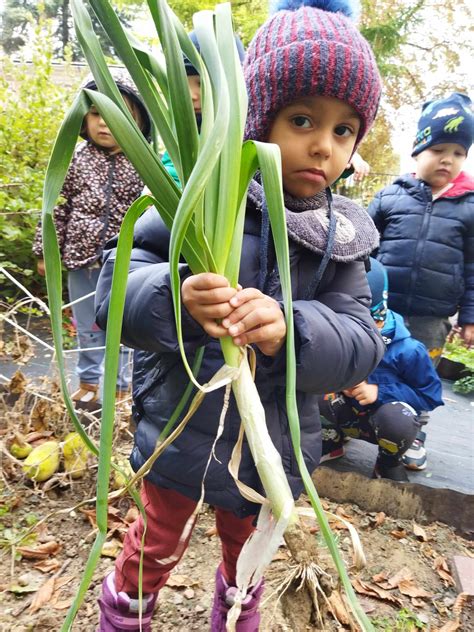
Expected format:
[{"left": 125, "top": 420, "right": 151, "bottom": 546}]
[
  {"left": 287, "top": 261, "right": 385, "bottom": 394},
  {"left": 370, "top": 340, "right": 444, "bottom": 413},
  {"left": 95, "top": 209, "right": 209, "bottom": 353},
  {"left": 458, "top": 209, "right": 474, "bottom": 325},
  {"left": 366, "top": 190, "right": 385, "bottom": 234},
  {"left": 32, "top": 157, "right": 76, "bottom": 257}
]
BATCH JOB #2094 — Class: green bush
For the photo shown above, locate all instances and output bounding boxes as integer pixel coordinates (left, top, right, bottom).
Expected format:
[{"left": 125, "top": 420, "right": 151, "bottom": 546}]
[
  {"left": 0, "top": 18, "right": 80, "bottom": 299},
  {"left": 443, "top": 334, "right": 474, "bottom": 395}
]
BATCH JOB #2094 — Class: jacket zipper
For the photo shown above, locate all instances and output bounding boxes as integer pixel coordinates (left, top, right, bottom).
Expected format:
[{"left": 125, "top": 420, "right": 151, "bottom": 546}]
[
  {"left": 97, "top": 154, "right": 116, "bottom": 256},
  {"left": 406, "top": 183, "right": 432, "bottom": 314}
]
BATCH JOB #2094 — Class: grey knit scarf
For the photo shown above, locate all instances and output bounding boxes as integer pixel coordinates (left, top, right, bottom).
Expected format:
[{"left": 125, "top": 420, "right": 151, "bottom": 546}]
[{"left": 247, "top": 179, "right": 379, "bottom": 262}]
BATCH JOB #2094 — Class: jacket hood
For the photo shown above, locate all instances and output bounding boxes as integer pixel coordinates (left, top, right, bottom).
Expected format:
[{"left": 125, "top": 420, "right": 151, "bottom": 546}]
[
  {"left": 444, "top": 170, "right": 474, "bottom": 197},
  {"left": 381, "top": 310, "right": 411, "bottom": 345},
  {"left": 80, "top": 69, "right": 151, "bottom": 140}
]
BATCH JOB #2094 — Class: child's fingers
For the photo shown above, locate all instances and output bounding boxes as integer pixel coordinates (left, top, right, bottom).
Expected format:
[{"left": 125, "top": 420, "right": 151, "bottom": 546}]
[{"left": 232, "top": 322, "right": 284, "bottom": 347}]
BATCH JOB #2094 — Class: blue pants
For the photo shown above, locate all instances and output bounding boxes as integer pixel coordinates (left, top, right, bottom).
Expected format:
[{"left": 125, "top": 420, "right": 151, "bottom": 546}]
[{"left": 68, "top": 267, "right": 131, "bottom": 390}]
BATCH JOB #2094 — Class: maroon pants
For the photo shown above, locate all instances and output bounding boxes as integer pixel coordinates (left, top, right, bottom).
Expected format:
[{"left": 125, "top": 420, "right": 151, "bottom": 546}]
[{"left": 115, "top": 481, "right": 256, "bottom": 594}]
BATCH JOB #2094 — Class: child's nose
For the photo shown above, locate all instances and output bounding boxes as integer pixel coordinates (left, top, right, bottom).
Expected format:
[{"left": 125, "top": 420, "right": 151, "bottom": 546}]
[{"left": 309, "top": 131, "right": 331, "bottom": 158}]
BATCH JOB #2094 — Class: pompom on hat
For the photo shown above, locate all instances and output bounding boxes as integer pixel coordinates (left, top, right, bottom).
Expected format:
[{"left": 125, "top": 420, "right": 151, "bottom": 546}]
[{"left": 244, "top": 0, "right": 382, "bottom": 146}]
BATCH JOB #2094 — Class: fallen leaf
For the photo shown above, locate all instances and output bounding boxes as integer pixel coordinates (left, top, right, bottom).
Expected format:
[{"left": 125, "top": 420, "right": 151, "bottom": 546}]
[
  {"left": 374, "top": 512, "right": 386, "bottom": 527},
  {"left": 327, "top": 590, "right": 351, "bottom": 625},
  {"left": 29, "top": 577, "right": 56, "bottom": 613},
  {"left": 411, "top": 597, "right": 426, "bottom": 608},
  {"left": 29, "top": 576, "right": 74, "bottom": 614},
  {"left": 204, "top": 526, "right": 217, "bottom": 538},
  {"left": 17, "top": 541, "right": 61, "bottom": 560},
  {"left": 352, "top": 578, "right": 402, "bottom": 605},
  {"left": 372, "top": 571, "right": 389, "bottom": 586},
  {"left": 433, "top": 557, "right": 455, "bottom": 586},
  {"left": 33, "top": 559, "right": 61, "bottom": 574},
  {"left": 335, "top": 506, "right": 354, "bottom": 522},
  {"left": 8, "top": 370, "right": 27, "bottom": 394},
  {"left": 52, "top": 599, "right": 73, "bottom": 610},
  {"left": 453, "top": 593, "right": 470, "bottom": 618},
  {"left": 435, "top": 620, "right": 461, "bottom": 632},
  {"left": 167, "top": 574, "right": 200, "bottom": 588},
  {"left": 390, "top": 529, "right": 407, "bottom": 539},
  {"left": 398, "top": 579, "right": 432, "bottom": 598},
  {"left": 413, "top": 523, "right": 428, "bottom": 541},
  {"left": 386, "top": 567, "right": 413, "bottom": 588}
]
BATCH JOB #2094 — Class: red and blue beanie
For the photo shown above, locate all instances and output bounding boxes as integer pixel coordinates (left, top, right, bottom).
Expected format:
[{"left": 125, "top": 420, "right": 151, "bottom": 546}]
[
  {"left": 411, "top": 92, "right": 474, "bottom": 156},
  {"left": 243, "top": 0, "right": 382, "bottom": 146}
]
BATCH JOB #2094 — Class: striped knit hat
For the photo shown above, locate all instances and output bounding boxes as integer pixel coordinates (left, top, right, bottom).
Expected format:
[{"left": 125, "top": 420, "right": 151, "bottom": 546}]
[{"left": 244, "top": 0, "right": 382, "bottom": 147}]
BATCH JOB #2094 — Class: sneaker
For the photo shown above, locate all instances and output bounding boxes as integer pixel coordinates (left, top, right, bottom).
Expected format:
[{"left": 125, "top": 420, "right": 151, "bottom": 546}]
[
  {"left": 373, "top": 459, "right": 409, "bottom": 482},
  {"left": 321, "top": 427, "right": 345, "bottom": 463},
  {"left": 98, "top": 571, "right": 157, "bottom": 632},
  {"left": 72, "top": 382, "right": 99, "bottom": 404},
  {"left": 320, "top": 445, "right": 345, "bottom": 463},
  {"left": 210, "top": 566, "right": 264, "bottom": 632},
  {"left": 402, "top": 431, "right": 427, "bottom": 471}
]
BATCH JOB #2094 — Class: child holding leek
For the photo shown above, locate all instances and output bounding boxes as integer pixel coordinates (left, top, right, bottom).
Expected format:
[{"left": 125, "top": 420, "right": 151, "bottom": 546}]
[{"left": 95, "top": 0, "right": 384, "bottom": 630}]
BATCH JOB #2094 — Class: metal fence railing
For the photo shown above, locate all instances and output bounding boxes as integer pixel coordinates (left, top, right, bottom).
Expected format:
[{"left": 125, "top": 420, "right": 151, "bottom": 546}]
[{"left": 334, "top": 172, "right": 398, "bottom": 209}]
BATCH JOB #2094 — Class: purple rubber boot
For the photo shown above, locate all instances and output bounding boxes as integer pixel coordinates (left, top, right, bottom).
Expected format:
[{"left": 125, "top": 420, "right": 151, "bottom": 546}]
[
  {"left": 98, "top": 571, "right": 157, "bottom": 631},
  {"left": 210, "top": 567, "right": 264, "bottom": 632}
]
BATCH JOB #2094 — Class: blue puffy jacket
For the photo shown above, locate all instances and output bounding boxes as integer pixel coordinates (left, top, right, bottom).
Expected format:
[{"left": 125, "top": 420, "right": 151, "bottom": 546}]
[
  {"left": 361, "top": 311, "right": 444, "bottom": 414},
  {"left": 367, "top": 171, "right": 474, "bottom": 325},
  {"left": 95, "top": 182, "right": 384, "bottom": 517}
]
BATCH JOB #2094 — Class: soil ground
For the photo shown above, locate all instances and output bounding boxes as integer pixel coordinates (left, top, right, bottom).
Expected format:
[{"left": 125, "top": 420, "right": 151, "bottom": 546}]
[{"left": 1, "top": 403, "right": 473, "bottom": 632}]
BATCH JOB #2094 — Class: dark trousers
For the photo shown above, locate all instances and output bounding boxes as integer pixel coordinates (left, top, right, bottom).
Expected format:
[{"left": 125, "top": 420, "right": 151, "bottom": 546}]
[{"left": 319, "top": 395, "right": 421, "bottom": 464}]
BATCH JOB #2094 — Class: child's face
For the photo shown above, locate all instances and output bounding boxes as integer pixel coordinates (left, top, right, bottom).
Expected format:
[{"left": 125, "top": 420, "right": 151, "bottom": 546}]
[
  {"left": 415, "top": 143, "right": 467, "bottom": 193},
  {"left": 84, "top": 94, "right": 139, "bottom": 152},
  {"left": 187, "top": 75, "right": 201, "bottom": 115},
  {"left": 85, "top": 106, "right": 120, "bottom": 152},
  {"left": 267, "top": 95, "right": 361, "bottom": 198}
]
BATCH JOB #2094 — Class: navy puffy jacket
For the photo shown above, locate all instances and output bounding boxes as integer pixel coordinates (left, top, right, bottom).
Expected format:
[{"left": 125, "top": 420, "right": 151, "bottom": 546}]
[
  {"left": 95, "top": 189, "right": 384, "bottom": 517},
  {"left": 367, "top": 171, "right": 474, "bottom": 325}
]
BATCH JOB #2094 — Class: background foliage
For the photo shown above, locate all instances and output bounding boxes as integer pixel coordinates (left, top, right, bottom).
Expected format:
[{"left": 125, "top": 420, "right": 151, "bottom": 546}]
[
  {"left": 0, "top": 0, "right": 472, "bottom": 298},
  {"left": 0, "top": 18, "right": 78, "bottom": 296}
]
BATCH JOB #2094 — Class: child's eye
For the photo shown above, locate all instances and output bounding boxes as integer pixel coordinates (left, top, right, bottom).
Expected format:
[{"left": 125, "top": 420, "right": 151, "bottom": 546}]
[
  {"left": 291, "top": 115, "right": 312, "bottom": 129},
  {"left": 334, "top": 125, "right": 353, "bottom": 137}
]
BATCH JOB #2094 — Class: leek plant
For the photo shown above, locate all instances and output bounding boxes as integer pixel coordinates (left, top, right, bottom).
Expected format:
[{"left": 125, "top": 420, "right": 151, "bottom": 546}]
[{"left": 40, "top": 0, "right": 374, "bottom": 629}]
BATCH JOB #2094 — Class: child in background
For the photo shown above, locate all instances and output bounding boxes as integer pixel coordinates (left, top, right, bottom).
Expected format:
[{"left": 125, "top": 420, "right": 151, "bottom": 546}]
[
  {"left": 33, "top": 72, "right": 151, "bottom": 408},
  {"left": 320, "top": 258, "right": 444, "bottom": 482},
  {"left": 367, "top": 92, "right": 473, "bottom": 470},
  {"left": 161, "top": 30, "right": 246, "bottom": 186},
  {"left": 94, "top": 1, "right": 384, "bottom": 630}
]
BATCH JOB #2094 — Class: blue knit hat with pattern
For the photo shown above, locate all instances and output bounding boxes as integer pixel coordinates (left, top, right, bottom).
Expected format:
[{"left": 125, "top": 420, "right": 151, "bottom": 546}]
[{"left": 412, "top": 92, "right": 474, "bottom": 156}]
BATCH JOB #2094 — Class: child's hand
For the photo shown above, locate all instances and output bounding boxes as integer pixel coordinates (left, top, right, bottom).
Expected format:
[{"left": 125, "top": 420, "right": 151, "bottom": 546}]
[
  {"left": 36, "top": 259, "right": 46, "bottom": 276},
  {"left": 222, "top": 288, "right": 286, "bottom": 357},
  {"left": 343, "top": 381, "right": 378, "bottom": 405},
  {"left": 181, "top": 273, "right": 238, "bottom": 338},
  {"left": 461, "top": 324, "right": 474, "bottom": 347}
]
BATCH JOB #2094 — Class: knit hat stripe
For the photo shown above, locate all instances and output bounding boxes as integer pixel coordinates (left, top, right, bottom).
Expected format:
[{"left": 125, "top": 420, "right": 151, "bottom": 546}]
[{"left": 244, "top": 3, "right": 382, "bottom": 144}]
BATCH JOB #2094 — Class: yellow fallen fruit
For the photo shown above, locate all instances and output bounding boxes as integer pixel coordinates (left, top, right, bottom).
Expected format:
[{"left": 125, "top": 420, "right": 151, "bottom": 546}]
[
  {"left": 111, "top": 458, "right": 133, "bottom": 490},
  {"left": 10, "top": 441, "right": 33, "bottom": 459},
  {"left": 23, "top": 441, "right": 60, "bottom": 482},
  {"left": 63, "top": 432, "right": 88, "bottom": 479}
]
